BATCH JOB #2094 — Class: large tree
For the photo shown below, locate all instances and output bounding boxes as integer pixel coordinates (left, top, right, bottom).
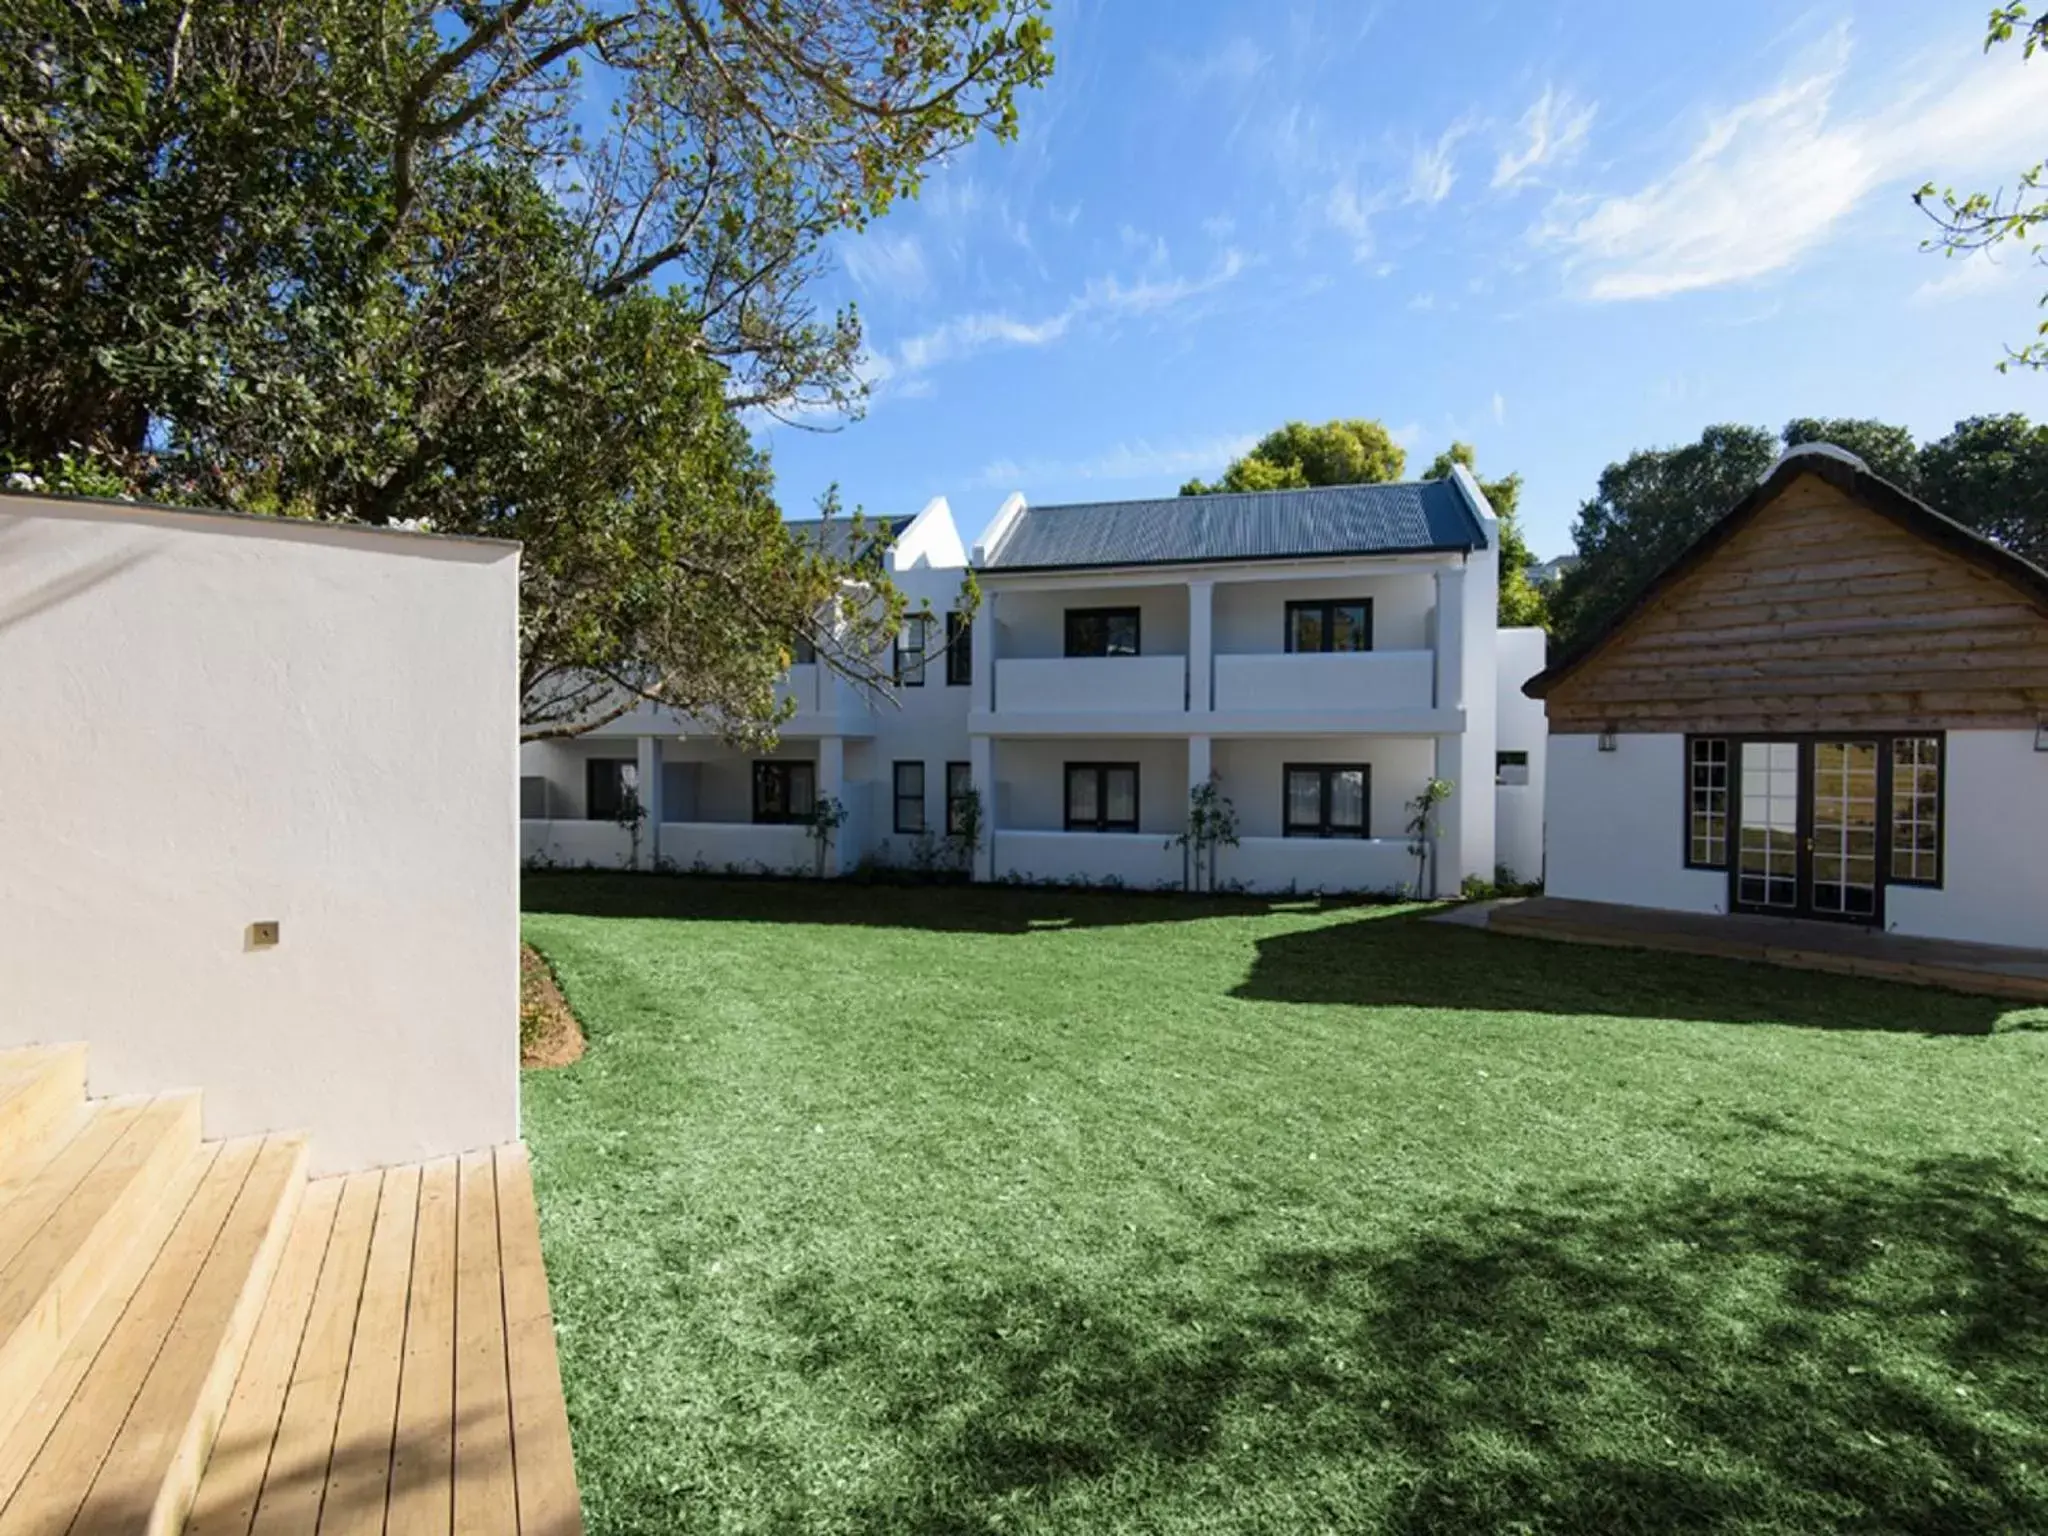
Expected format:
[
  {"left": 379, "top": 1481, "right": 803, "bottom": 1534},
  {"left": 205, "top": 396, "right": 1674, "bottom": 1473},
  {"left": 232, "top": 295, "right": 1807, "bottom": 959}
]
[
  {"left": 0, "top": 0, "right": 1051, "bottom": 738},
  {"left": 1423, "top": 443, "right": 1548, "bottom": 629}
]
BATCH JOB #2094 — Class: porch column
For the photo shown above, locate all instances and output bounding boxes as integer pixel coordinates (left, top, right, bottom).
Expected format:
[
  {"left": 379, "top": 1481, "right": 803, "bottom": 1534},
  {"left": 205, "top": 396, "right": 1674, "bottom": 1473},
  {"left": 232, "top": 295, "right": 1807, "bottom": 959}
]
[
  {"left": 1434, "top": 566, "right": 1466, "bottom": 713},
  {"left": 635, "top": 735, "right": 663, "bottom": 871},
  {"left": 817, "top": 736, "right": 846, "bottom": 878},
  {"left": 969, "top": 734, "right": 995, "bottom": 883},
  {"left": 972, "top": 590, "right": 999, "bottom": 714},
  {"left": 1187, "top": 579, "right": 1214, "bottom": 713},
  {"left": 1186, "top": 734, "right": 1213, "bottom": 891}
]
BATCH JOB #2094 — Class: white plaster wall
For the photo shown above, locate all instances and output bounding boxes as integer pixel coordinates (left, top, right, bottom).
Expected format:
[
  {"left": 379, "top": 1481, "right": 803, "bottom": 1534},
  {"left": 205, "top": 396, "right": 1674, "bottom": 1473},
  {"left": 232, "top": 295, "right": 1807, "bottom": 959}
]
[
  {"left": 1544, "top": 733, "right": 1728, "bottom": 914},
  {"left": 1212, "top": 571, "right": 1435, "bottom": 654},
  {"left": 1209, "top": 736, "right": 1435, "bottom": 841},
  {"left": 0, "top": 496, "right": 519, "bottom": 1174},
  {"left": 1885, "top": 730, "right": 2048, "bottom": 949},
  {"left": 994, "top": 584, "right": 1190, "bottom": 661},
  {"left": 992, "top": 737, "right": 1188, "bottom": 835},
  {"left": 991, "top": 830, "right": 1183, "bottom": 889},
  {"left": 1219, "top": 837, "right": 1418, "bottom": 895},
  {"left": 1494, "top": 627, "right": 1549, "bottom": 885}
]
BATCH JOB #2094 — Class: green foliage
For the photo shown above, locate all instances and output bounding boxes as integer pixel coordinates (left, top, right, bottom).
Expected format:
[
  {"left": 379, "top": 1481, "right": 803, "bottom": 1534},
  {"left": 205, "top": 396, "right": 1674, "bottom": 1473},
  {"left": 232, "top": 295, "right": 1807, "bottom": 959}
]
[
  {"left": 1180, "top": 418, "right": 1407, "bottom": 495},
  {"left": 806, "top": 796, "right": 850, "bottom": 879},
  {"left": 1552, "top": 416, "right": 2048, "bottom": 656},
  {"left": 1405, "top": 777, "right": 1454, "bottom": 895},
  {"left": 1426, "top": 442, "right": 1550, "bottom": 630},
  {"left": 1170, "top": 776, "right": 1241, "bottom": 893},
  {"left": 944, "top": 785, "right": 985, "bottom": 875},
  {"left": 1914, "top": 7, "right": 2048, "bottom": 367},
  {"left": 0, "top": 0, "right": 1050, "bottom": 739}
]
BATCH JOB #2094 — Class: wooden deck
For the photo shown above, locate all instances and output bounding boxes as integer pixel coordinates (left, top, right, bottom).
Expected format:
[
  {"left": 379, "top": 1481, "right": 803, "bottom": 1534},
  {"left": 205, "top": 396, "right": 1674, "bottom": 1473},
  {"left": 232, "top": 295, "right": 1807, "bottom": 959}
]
[
  {"left": 184, "top": 1144, "right": 582, "bottom": 1536},
  {"left": 1467, "top": 897, "right": 2048, "bottom": 1002}
]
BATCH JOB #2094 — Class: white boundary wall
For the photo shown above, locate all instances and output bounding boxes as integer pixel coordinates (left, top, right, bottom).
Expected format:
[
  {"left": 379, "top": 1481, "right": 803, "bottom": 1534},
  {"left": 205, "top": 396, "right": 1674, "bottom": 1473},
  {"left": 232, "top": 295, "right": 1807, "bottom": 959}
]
[
  {"left": 1544, "top": 733, "right": 1728, "bottom": 914},
  {"left": 0, "top": 495, "right": 520, "bottom": 1174}
]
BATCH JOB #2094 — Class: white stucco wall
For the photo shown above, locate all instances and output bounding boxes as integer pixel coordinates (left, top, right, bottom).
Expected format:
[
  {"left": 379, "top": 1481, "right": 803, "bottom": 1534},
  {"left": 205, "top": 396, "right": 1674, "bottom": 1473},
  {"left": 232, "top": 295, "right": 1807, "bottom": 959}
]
[
  {"left": 1209, "top": 735, "right": 1435, "bottom": 841},
  {"left": 1544, "top": 733, "right": 1729, "bottom": 914},
  {"left": 1494, "top": 627, "right": 1549, "bottom": 885},
  {"left": 994, "top": 584, "right": 1191, "bottom": 661},
  {"left": 992, "top": 737, "right": 1189, "bottom": 835},
  {"left": 0, "top": 495, "right": 520, "bottom": 1174},
  {"left": 1212, "top": 570, "right": 1436, "bottom": 654},
  {"left": 1885, "top": 730, "right": 2048, "bottom": 949}
]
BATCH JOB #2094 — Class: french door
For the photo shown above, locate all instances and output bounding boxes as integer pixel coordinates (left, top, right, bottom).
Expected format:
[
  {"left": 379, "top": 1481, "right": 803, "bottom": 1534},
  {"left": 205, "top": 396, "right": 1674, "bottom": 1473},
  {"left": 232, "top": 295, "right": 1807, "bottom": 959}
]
[{"left": 1732, "top": 738, "right": 1883, "bottom": 923}]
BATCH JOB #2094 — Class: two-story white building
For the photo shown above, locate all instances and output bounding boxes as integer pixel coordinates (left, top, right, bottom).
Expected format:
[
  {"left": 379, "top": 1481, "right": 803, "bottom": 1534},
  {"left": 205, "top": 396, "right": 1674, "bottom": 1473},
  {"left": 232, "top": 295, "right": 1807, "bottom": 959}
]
[{"left": 519, "top": 468, "right": 1548, "bottom": 896}]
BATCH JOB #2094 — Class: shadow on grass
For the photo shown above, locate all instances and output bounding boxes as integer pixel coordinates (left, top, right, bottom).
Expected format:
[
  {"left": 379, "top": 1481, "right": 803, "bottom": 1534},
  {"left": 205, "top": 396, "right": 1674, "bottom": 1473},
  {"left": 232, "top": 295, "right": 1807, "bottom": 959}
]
[
  {"left": 772, "top": 1156, "right": 2048, "bottom": 1534},
  {"left": 522, "top": 869, "right": 1378, "bottom": 935},
  {"left": 1234, "top": 913, "right": 2018, "bottom": 1036}
]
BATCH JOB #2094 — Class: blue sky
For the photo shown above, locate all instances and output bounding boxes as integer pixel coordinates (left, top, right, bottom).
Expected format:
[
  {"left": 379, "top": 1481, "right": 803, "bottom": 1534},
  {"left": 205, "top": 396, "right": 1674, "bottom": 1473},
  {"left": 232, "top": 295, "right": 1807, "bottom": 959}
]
[{"left": 755, "top": 0, "right": 2048, "bottom": 559}]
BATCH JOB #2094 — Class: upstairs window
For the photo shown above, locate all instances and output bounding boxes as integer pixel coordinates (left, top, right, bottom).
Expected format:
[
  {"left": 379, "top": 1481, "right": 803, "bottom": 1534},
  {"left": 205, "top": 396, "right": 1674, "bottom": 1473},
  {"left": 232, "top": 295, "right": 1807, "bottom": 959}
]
[
  {"left": 946, "top": 612, "right": 973, "bottom": 686},
  {"left": 1890, "top": 736, "right": 1943, "bottom": 887},
  {"left": 752, "top": 761, "right": 816, "bottom": 824},
  {"left": 1285, "top": 598, "right": 1373, "bottom": 654},
  {"left": 1686, "top": 737, "right": 1730, "bottom": 869},
  {"left": 895, "top": 615, "right": 931, "bottom": 686},
  {"left": 1283, "top": 764, "right": 1368, "bottom": 838},
  {"left": 1065, "top": 763, "right": 1139, "bottom": 832},
  {"left": 585, "top": 759, "right": 638, "bottom": 822},
  {"left": 791, "top": 633, "right": 817, "bottom": 665},
  {"left": 1064, "top": 607, "right": 1141, "bottom": 658}
]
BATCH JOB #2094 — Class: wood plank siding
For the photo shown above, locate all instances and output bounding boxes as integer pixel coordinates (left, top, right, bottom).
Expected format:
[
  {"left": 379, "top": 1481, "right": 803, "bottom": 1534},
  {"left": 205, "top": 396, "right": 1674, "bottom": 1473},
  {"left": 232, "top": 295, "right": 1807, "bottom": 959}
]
[{"left": 1542, "top": 471, "right": 2048, "bottom": 734}]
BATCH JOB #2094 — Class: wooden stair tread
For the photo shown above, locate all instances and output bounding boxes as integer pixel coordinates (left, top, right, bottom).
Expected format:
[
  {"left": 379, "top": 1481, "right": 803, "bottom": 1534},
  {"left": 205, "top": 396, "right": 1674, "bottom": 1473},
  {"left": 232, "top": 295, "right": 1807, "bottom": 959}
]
[{"left": 0, "top": 1049, "right": 85, "bottom": 1172}]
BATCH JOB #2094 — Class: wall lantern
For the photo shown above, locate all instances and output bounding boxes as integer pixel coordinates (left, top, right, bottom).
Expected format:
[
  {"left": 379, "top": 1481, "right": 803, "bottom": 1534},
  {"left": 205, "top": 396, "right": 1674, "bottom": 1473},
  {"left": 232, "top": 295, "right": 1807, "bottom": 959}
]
[
  {"left": 2036, "top": 721, "right": 2048, "bottom": 752},
  {"left": 1598, "top": 730, "right": 1619, "bottom": 753}
]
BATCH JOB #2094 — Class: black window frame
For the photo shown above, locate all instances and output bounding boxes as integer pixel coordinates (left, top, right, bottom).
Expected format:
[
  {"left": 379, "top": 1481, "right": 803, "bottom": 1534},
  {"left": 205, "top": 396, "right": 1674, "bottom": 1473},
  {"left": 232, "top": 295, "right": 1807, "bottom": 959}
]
[
  {"left": 945, "top": 612, "right": 973, "bottom": 687},
  {"left": 1684, "top": 735, "right": 1732, "bottom": 870},
  {"left": 585, "top": 758, "right": 637, "bottom": 822},
  {"left": 1064, "top": 762, "right": 1140, "bottom": 832},
  {"left": 1284, "top": 597, "right": 1375, "bottom": 654},
  {"left": 791, "top": 632, "right": 817, "bottom": 666},
  {"left": 893, "top": 760, "right": 927, "bottom": 834},
  {"left": 1063, "top": 606, "right": 1142, "bottom": 659},
  {"left": 1496, "top": 750, "right": 1530, "bottom": 786},
  {"left": 945, "top": 761, "right": 974, "bottom": 834},
  {"left": 894, "top": 614, "right": 931, "bottom": 687},
  {"left": 751, "top": 760, "right": 817, "bottom": 825},
  {"left": 1282, "top": 763, "right": 1370, "bottom": 838},
  {"left": 1888, "top": 734, "right": 1945, "bottom": 890}
]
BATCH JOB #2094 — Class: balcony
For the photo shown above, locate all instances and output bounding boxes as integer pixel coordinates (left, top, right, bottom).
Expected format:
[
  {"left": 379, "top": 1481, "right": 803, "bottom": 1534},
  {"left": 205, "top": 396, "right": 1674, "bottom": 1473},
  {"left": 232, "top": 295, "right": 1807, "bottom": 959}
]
[
  {"left": 1212, "top": 650, "right": 1435, "bottom": 714},
  {"left": 995, "top": 655, "right": 1187, "bottom": 716}
]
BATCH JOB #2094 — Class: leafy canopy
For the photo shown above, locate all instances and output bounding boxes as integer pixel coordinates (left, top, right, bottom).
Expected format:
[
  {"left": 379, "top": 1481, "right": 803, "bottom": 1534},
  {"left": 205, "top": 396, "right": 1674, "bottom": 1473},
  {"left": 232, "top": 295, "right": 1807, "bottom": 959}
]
[{"left": 0, "top": 0, "right": 1052, "bottom": 738}]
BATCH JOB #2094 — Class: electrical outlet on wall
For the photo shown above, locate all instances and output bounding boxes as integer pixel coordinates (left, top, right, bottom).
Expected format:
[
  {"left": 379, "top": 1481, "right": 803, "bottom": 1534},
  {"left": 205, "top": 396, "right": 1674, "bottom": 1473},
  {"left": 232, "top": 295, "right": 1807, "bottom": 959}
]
[{"left": 247, "top": 920, "right": 281, "bottom": 949}]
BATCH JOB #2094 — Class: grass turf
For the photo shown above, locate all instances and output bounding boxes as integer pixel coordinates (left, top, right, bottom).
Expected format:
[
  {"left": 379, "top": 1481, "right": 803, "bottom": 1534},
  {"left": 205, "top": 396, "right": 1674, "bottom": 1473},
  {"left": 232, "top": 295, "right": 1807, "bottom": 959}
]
[{"left": 521, "top": 874, "right": 2048, "bottom": 1534}]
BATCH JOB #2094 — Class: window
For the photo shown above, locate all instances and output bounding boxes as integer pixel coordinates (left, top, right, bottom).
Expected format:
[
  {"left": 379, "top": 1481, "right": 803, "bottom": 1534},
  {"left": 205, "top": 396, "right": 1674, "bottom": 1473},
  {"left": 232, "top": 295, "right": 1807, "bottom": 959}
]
[
  {"left": 945, "top": 611, "right": 973, "bottom": 686},
  {"left": 752, "top": 761, "right": 816, "bottom": 824},
  {"left": 946, "top": 761, "right": 974, "bottom": 834},
  {"left": 895, "top": 615, "right": 931, "bottom": 686},
  {"left": 1285, "top": 598, "right": 1373, "bottom": 654},
  {"left": 1283, "top": 764, "right": 1368, "bottom": 838},
  {"left": 1064, "top": 607, "right": 1141, "bottom": 658},
  {"left": 585, "top": 759, "right": 637, "bottom": 822},
  {"left": 1065, "top": 763, "right": 1139, "bottom": 832},
  {"left": 1496, "top": 750, "right": 1530, "bottom": 787},
  {"left": 1686, "top": 737, "right": 1731, "bottom": 869},
  {"left": 894, "top": 760, "right": 926, "bottom": 834},
  {"left": 1890, "top": 736, "right": 1943, "bottom": 887},
  {"left": 520, "top": 775, "right": 550, "bottom": 820},
  {"left": 791, "top": 633, "right": 816, "bottom": 665}
]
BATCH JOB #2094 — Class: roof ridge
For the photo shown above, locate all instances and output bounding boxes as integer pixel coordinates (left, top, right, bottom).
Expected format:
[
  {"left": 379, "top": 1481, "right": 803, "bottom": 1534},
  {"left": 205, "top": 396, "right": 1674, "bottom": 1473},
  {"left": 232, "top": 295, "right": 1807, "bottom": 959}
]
[{"left": 1025, "top": 478, "right": 1447, "bottom": 514}]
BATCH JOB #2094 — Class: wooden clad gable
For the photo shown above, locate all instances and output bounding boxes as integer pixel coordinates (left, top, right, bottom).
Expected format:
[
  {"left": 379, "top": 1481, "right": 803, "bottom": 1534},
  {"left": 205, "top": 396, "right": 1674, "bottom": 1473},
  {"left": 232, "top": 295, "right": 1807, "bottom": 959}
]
[{"left": 1540, "top": 469, "right": 2048, "bottom": 734}]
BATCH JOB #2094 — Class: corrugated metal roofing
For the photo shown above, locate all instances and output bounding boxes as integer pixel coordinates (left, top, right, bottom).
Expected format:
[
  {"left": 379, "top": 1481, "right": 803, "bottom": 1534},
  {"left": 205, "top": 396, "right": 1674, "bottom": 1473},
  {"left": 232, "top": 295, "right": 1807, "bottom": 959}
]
[
  {"left": 979, "top": 480, "right": 1486, "bottom": 571},
  {"left": 784, "top": 513, "right": 911, "bottom": 562}
]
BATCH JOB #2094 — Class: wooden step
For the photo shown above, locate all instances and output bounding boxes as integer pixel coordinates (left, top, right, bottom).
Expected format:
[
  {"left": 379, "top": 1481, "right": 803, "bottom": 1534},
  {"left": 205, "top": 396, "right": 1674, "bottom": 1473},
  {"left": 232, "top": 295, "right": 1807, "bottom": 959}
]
[
  {"left": 0, "top": 1096, "right": 202, "bottom": 1452},
  {"left": 0, "top": 1132, "right": 307, "bottom": 1536},
  {"left": 0, "top": 1047, "right": 86, "bottom": 1171}
]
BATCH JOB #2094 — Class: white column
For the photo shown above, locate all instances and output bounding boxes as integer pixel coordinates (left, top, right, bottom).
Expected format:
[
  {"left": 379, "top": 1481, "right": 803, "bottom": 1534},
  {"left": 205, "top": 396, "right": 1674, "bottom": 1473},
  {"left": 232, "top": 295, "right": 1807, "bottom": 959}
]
[
  {"left": 969, "top": 734, "right": 995, "bottom": 883},
  {"left": 1187, "top": 579, "right": 1214, "bottom": 714},
  {"left": 635, "top": 735, "right": 663, "bottom": 871},
  {"left": 1186, "top": 733, "right": 1213, "bottom": 892},
  {"left": 972, "top": 590, "right": 998, "bottom": 715},
  {"left": 1434, "top": 566, "right": 1467, "bottom": 713},
  {"left": 817, "top": 736, "right": 846, "bottom": 878},
  {"left": 1431, "top": 733, "right": 1461, "bottom": 898}
]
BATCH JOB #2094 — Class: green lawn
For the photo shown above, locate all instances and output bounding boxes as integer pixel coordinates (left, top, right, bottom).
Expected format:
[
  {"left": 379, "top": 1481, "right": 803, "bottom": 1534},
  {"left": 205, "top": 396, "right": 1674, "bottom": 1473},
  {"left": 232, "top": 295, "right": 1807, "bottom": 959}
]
[{"left": 521, "top": 875, "right": 2048, "bottom": 1535}]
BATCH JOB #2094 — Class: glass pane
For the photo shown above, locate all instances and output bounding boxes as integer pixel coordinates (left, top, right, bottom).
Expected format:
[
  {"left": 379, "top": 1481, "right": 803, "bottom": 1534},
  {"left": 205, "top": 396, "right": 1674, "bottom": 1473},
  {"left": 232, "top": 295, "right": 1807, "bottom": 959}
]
[
  {"left": 1104, "top": 767, "right": 1138, "bottom": 824},
  {"left": 790, "top": 764, "right": 816, "bottom": 818},
  {"left": 1105, "top": 614, "right": 1140, "bottom": 657},
  {"left": 1289, "top": 608, "right": 1324, "bottom": 653},
  {"left": 1329, "top": 603, "right": 1370, "bottom": 652},
  {"left": 1065, "top": 613, "right": 1102, "bottom": 657},
  {"left": 1890, "top": 737, "right": 1941, "bottom": 883},
  {"left": 1067, "top": 768, "right": 1098, "bottom": 824},
  {"left": 1286, "top": 770, "right": 1322, "bottom": 828},
  {"left": 1737, "top": 742, "right": 1798, "bottom": 909},
  {"left": 1329, "top": 769, "right": 1366, "bottom": 829},
  {"left": 1810, "top": 741, "right": 1878, "bottom": 917},
  {"left": 948, "top": 763, "right": 972, "bottom": 797}
]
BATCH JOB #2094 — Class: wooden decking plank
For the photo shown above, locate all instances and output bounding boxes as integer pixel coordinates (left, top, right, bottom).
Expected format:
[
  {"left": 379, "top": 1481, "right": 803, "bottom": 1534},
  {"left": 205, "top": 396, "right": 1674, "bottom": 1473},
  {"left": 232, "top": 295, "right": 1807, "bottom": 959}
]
[
  {"left": 386, "top": 1158, "right": 459, "bottom": 1536},
  {"left": 0, "top": 1139, "right": 236, "bottom": 1536},
  {"left": 246, "top": 1172, "right": 381, "bottom": 1536},
  {"left": 0, "top": 1147, "right": 210, "bottom": 1513},
  {"left": 184, "top": 1174, "right": 346, "bottom": 1536},
  {"left": 317, "top": 1163, "right": 422, "bottom": 1536},
  {"left": 75, "top": 1135, "right": 307, "bottom": 1534},
  {"left": 0, "top": 1097, "right": 153, "bottom": 1291},
  {"left": 0, "top": 1047, "right": 84, "bottom": 1172},
  {"left": 451, "top": 1151, "right": 517, "bottom": 1536},
  {"left": 494, "top": 1146, "right": 582, "bottom": 1536}
]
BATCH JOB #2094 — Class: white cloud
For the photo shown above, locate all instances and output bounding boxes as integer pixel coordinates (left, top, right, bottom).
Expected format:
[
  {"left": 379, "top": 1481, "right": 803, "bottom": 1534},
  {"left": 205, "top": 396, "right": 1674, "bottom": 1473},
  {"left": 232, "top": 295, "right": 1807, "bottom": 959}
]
[
  {"left": 1492, "top": 85, "right": 1597, "bottom": 190},
  {"left": 973, "top": 431, "right": 1262, "bottom": 491},
  {"left": 1325, "top": 174, "right": 1389, "bottom": 259},
  {"left": 1161, "top": 37, "right": 1268, "bottom": 93},
  {"left": 1491, "top": 392, "right": 1507, "bottom": 426},
  {"left": 1407, "top": 291, "right": 1438, "bottom": 312},
  {"left": 1389, "top": 421, "right": 1423, "bottom": 449},
  {"left": 1407, "top": 118, "right": 1475, "bottom": 205},
  {"left": 889, "top": 249, "right": 1252, "bottom": 377},
  {"left": 1545, "top": 25, "right": 2048, "bottom": 301},
  {"left": 1914, "top": 249, "right": 2043, "bottom": 303},
  {"left": 839, "top": 230, "right": 929, "bottom": 298}
]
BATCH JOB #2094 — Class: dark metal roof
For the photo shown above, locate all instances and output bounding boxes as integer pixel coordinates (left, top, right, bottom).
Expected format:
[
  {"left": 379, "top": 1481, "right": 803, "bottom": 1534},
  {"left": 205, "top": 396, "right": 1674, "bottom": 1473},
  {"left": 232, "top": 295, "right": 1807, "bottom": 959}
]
[
  {"left": 979, "top": 480, "right": 1487, "bottom": 572},
  {"left": 784, "top": 513, "right": 912, "bottom": 563}
]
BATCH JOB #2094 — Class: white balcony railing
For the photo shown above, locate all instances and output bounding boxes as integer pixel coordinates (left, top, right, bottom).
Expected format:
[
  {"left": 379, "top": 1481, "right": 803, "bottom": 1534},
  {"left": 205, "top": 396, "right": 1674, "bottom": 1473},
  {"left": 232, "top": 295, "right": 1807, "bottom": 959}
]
[
  {"left": 1212, "top": 650, "right": 1434, "bottom": 715},
  {"left": 995, "top": 655, "right": 1187, "bottom": 714},
  {"left": 774, "top": 662, "right": 825, "bottom": 716}
]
